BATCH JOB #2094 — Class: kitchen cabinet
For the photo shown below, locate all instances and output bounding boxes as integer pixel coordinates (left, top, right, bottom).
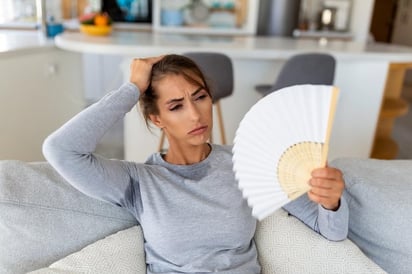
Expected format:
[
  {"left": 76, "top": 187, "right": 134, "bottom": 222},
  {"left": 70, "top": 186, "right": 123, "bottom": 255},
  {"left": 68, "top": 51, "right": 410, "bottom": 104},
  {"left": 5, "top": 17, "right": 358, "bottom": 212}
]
[
  {"left": 82, "top": 53, "right": 124, "bottom": 102},
  {"left": 0, "top": 46, "right": 85, "bottom": 161}
]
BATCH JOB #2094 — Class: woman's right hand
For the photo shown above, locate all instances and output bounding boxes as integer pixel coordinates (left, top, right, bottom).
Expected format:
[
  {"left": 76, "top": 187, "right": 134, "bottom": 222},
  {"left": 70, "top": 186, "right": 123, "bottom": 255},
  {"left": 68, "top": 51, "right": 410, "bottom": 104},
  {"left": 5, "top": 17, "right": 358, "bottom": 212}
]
[{"left": 129, "top": 56, "right": 164, "bottom": 94}]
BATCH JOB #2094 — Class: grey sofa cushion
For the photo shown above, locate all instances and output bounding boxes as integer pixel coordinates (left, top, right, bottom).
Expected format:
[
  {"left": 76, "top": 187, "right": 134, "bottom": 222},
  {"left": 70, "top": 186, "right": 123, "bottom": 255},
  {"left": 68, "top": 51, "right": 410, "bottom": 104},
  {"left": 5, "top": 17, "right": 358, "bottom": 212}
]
[
  {"left": 0, "top": 160, "right": 137, "bottom": 274},
  {"left": 331, "top": 158, "right": 412, "bottom": 274}
]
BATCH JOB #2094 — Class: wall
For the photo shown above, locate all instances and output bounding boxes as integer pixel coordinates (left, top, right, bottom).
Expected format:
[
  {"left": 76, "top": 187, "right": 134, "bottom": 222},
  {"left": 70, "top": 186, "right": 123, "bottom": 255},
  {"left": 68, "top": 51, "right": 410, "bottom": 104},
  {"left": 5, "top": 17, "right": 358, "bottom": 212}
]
[
  {"left": 349, "top": 0, "right": 375, "bottom": 42},
  {"left": 392, "top": 0, "right": 412, "bottom": 45},
  {"left": 392, "top": 0, "right": 412, "bottom": 84}
]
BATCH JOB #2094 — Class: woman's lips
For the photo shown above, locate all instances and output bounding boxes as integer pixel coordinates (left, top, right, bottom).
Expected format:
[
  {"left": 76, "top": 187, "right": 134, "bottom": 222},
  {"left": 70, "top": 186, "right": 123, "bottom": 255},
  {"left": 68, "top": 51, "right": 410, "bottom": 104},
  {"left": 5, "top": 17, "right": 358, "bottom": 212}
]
[{"left": 188, "top": 125, "right": 208, "bottom": 135}]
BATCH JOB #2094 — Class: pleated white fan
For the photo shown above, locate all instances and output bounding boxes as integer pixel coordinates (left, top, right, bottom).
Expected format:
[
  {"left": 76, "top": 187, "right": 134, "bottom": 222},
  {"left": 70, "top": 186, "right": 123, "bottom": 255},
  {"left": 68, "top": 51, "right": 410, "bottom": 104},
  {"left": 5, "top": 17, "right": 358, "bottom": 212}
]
[{"left": 232, "top": 85, "right": 339, "bottom": 220}]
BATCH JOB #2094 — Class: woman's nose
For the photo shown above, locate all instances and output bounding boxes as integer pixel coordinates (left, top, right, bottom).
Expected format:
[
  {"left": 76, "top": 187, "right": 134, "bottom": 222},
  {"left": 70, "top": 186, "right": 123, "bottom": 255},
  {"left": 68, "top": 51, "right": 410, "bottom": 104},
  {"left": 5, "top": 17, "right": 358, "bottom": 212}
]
[{"left": 187, "top": 101, "right": 201, "bottom": 121}]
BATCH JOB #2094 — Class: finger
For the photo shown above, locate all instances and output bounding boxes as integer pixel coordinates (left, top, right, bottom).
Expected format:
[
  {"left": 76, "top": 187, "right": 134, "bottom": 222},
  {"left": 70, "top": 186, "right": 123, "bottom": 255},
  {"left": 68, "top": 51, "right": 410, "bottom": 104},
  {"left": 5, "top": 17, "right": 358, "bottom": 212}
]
[
  {"left": 129, "top": 58, "right": 155, "bottom": 92},
  {"left": 309, "top": 180, "right": 344, "bottom": 203},
  {"left": 133, "top": 55, "right": 164, "bottom": 66},
  {"left": 309, "top": 185, "right": 340, "bottom": 197},
  {"left": 309, "top": 177, "right": 344, "bottom": 189},
  {"left": 311, "top": 167, "right": 342, "bottom": 179},
  {"left": 311, "top": 185, "right": 344, "bottom": 203},
  {"left": 307, "top": 191, "right": 328, "bottom": 204},
  {"left": 307, "top": 190, "right": 341, "bottom": 209},
  {"left": 147, "top": 55, "right": 165, "bottom": 65}
]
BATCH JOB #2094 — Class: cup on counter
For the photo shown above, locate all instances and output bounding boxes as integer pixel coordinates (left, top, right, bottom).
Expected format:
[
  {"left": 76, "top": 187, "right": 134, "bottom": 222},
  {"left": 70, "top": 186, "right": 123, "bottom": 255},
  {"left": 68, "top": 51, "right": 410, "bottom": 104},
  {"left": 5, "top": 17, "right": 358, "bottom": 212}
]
[
  {"left": 47, "top": 23, "right": 64, "bottom": 37},
  {"left": 161, "top": 9, "right": 184, "bottom": 26},
  {"left": 46, "top": 16, "right": 64, "bottom": 37}
]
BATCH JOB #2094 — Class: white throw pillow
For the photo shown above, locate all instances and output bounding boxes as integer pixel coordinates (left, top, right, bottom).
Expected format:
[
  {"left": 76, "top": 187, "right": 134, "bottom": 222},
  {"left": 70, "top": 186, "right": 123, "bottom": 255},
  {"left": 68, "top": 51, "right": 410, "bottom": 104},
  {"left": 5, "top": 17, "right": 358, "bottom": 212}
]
[
  {"left": 255, "top": 209, "right": 386, "bottom": 274},
  {"left": 29, "top": 226, "right": 146, "bottom": 274}
]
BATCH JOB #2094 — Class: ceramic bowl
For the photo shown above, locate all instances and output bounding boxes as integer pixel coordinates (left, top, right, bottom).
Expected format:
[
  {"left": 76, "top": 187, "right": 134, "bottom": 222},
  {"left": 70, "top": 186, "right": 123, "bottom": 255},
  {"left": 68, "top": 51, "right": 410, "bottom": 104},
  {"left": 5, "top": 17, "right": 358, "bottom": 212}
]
[{"left": 80, "top": 25, "right": 112, "bottom": 36}]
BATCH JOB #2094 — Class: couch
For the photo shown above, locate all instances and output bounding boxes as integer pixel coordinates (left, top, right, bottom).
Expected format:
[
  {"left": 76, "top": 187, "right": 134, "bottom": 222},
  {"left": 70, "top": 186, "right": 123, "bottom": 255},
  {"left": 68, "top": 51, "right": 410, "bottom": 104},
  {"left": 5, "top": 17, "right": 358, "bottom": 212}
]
[{"left": 1, "top": 158, "right": 411, "bottom": 274}]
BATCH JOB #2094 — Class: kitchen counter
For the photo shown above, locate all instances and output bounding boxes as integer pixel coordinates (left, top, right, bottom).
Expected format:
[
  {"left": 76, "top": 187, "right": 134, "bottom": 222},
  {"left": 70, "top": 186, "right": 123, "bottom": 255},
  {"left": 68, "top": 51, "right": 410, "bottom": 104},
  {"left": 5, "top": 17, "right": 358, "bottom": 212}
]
[
  {"left": 53, "top": 31, "right": 412, "bottom": 161},
  {"left": 55, "top": 31, "right": 412, "bottom": 61}
]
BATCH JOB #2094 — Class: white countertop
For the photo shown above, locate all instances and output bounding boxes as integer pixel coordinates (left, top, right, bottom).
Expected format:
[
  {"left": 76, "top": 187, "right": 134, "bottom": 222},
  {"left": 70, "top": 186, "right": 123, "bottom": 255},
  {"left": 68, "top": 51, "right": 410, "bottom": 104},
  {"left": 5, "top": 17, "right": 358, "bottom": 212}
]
[
  {"left": 54, "top": 30, "right": 412, "bottom": 62},
  {"left": 3, "top": 30, "right": 412, "bottom": 63},
  {"left": 0, "top": 30, "right": 55, "bottom": 56}
]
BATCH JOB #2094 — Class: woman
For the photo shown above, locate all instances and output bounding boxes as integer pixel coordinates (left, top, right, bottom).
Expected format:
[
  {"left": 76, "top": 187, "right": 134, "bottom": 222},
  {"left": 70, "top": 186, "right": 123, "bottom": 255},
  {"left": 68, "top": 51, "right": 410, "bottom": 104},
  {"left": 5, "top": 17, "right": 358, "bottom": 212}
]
[{"left": 43, "top": 54, "right": 348, "bottom": 273}]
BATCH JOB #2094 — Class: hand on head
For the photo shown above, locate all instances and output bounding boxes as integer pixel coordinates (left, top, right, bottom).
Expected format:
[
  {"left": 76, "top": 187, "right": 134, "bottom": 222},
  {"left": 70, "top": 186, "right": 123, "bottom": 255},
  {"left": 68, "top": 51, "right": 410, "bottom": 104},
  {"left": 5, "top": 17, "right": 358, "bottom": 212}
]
[
  {"left": 130, "top": 55, "right": 164, "bottom": 93},
  {"left": 307, "top": 166, "right": 345, "bottom": 211}
]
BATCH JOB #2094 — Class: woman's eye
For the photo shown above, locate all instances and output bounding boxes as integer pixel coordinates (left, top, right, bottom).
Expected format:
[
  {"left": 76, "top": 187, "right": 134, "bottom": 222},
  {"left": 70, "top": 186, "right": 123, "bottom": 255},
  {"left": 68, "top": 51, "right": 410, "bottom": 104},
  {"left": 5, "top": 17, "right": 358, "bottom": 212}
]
[
  {"left": 196, "top": 95, "right": 207, "bottom": 101},
  {"left": 170, "top": 105, "right": 182, "bottom": 111}
]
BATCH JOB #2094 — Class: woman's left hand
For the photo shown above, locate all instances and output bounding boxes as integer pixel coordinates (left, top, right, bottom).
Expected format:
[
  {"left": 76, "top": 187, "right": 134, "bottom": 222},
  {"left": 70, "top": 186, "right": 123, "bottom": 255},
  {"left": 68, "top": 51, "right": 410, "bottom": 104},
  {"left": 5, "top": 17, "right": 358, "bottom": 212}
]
[
  {"left": 307, "top": 166, "right": 345, "bottom": 211},
  {"left": 129, "top": 55, "right": 164, "bottom": 93}
]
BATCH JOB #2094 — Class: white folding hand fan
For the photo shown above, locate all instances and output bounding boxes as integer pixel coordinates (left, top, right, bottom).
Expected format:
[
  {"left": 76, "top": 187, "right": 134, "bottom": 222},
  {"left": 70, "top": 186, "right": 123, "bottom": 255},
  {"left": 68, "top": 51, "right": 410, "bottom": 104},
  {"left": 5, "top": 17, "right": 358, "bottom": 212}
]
[{"left": 232, "top": 84, "right": 339, "bottom": 220}]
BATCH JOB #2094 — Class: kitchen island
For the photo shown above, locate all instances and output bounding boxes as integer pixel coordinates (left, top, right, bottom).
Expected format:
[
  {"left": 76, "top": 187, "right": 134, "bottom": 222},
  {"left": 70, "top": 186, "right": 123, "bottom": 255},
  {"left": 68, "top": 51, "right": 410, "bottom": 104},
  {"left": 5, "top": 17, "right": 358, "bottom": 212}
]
[{"left": 55, "top": 31, "right": 412, "bottom": 162}]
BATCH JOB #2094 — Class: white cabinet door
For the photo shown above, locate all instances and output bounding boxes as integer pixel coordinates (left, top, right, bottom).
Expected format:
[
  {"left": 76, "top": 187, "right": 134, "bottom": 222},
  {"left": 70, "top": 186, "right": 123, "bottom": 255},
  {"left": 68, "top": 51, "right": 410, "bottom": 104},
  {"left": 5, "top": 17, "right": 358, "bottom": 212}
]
[{"left": 0, "top": 48, "right": 85, "bottom": 161}]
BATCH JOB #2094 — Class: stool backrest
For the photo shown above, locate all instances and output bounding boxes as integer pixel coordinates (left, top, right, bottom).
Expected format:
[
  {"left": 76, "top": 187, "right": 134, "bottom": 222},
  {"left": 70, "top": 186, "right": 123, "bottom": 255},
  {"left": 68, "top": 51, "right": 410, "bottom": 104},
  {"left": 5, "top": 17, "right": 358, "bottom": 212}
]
[
  {"left": 183, "top": 52, "right": 234, "bottom": 103},
  {"left": 269, "top": 53, "right": 336, "bottom": 95}
]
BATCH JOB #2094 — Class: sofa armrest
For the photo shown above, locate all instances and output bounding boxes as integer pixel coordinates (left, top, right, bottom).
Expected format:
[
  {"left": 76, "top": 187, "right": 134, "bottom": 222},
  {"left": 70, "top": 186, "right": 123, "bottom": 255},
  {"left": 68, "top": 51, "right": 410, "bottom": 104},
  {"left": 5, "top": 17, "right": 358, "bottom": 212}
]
[
  {"left": 255, "top": 209, "right": 386, "bottom": 274},
  {"left": 331, "top": 158, "right": 412, "bottom": 274}
]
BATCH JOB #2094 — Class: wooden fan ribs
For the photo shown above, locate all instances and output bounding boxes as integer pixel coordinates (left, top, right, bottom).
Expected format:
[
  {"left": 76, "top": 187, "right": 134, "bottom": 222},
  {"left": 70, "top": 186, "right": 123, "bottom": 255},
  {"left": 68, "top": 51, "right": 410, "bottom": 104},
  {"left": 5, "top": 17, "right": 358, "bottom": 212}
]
[{"left": 277, "top": 141, "right": 323, "bottom": 200}]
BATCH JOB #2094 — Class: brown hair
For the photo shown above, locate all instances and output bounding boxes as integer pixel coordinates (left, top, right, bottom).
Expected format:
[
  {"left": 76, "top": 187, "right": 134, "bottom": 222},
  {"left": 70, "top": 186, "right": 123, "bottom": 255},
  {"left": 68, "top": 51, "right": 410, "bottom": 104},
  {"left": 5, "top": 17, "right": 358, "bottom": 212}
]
[{"left": 139, "top": 54, "right": 212, "bottom": 128}]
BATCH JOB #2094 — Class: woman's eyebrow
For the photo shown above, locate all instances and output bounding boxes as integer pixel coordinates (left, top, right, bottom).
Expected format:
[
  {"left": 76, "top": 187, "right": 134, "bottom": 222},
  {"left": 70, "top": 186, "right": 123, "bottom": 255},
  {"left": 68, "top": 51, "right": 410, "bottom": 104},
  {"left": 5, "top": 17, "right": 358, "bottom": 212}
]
[
  {"left": 165, "top": 87, "right": 205, "bottom": 105},
  {"left": 166, "top": 97, "right": 184, "bottom": 105}
]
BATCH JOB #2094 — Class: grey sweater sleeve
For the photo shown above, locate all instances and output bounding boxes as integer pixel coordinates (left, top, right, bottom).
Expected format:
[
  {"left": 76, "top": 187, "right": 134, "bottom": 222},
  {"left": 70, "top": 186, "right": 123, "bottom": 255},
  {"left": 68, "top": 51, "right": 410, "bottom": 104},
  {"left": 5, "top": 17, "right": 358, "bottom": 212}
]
[
  {"left": 283, "top": 194, "right": 349, "bottom": 241},
  {"left": 42, "top": 82, "right": 141, "bottom": 209}
]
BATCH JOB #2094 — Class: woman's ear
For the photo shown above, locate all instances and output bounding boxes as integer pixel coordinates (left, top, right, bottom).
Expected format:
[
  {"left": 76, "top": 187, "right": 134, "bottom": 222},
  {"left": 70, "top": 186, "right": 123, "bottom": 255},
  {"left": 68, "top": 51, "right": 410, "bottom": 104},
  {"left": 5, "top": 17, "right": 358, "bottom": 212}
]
[{"left": 149, "top": 114, "right": 164, "bottom": 129}]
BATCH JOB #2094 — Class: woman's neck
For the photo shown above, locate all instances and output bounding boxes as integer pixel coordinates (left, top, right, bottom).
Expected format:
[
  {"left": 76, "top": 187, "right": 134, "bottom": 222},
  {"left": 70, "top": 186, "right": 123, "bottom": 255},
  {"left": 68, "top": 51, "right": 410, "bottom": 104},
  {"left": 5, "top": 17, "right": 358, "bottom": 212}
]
[{"left": 164, "top": 143, "right": 211, "bottom": 165}]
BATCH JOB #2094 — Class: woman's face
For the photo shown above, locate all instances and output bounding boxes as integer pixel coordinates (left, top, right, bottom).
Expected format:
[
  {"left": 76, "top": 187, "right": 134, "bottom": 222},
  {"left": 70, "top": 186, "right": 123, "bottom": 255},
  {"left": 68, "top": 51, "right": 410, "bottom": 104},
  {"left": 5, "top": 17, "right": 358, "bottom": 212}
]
[{"left": 149, "top": 73, "right": 213, "bottom": 148}]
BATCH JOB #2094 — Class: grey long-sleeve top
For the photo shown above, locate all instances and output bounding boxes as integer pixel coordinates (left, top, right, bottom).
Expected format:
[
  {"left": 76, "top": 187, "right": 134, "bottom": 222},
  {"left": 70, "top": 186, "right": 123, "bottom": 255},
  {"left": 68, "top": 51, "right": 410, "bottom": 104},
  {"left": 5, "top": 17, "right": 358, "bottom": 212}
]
[{"left": 43, "top": 82, "right": 349, "bottom": 274}]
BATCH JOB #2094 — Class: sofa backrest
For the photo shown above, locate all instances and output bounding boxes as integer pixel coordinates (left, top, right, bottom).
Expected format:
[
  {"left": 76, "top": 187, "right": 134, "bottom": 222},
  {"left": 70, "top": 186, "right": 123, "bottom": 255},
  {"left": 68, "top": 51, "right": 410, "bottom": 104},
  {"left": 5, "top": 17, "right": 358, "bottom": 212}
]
[
  {"left": 0, "top": 160, "right": 137, "bottom": 274},
  {"left": 1, "top": 159, "right": 394, "bottom": 273}
]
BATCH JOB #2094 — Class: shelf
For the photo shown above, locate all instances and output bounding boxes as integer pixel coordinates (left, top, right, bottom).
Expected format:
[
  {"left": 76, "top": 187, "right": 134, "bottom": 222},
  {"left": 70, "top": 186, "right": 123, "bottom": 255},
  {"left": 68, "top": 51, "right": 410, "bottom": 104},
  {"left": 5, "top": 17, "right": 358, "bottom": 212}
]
[{"left": 152, "top": 0, "right": 258, "bottom": 36}]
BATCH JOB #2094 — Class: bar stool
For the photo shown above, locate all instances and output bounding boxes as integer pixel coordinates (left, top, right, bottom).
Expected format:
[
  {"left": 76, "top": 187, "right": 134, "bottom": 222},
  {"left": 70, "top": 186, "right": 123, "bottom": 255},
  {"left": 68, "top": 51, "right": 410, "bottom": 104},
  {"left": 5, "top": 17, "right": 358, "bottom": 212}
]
[
  {"left": 255, "top": 53, "right": 336, "bottom": 96},
  {"left": 158, "top": 52, "right": 234, "bottom": 152}
]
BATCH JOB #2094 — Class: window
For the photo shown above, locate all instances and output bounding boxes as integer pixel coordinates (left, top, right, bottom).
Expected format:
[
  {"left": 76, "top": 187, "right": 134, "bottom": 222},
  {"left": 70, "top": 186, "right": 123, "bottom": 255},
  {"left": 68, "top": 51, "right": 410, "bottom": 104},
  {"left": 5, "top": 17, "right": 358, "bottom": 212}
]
[
  {"left": 0, "top": 0, "right": 37, "bottom": 24},
  {"left": 0, "top": 0, "right": 80, "bottom": 27}
]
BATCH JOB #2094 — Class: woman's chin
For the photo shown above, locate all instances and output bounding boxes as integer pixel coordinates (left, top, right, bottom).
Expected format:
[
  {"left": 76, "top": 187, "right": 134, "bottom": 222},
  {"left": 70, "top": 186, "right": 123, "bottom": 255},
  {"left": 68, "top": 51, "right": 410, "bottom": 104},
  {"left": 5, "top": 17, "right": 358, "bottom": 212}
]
[{"left": 189, "top": 134, "right": 211, "bottom": 146}]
